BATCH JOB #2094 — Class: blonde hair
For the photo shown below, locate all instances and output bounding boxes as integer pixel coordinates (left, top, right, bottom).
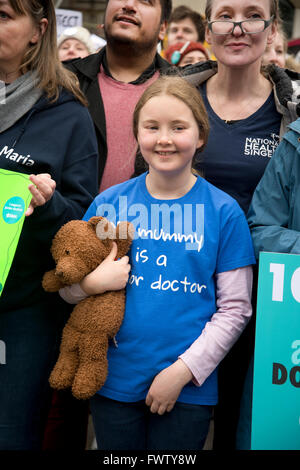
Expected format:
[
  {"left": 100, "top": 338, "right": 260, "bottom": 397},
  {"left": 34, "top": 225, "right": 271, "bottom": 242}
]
[
  {"left": 133, "top": 75, "right": 209, "bottom": 158},
  {"left": 10, "top": 0, "right": 87, "bottom": 105},
  {"left": 276, "top": 22, "right": 288, "bottom": 55},
  {"left": 205, "top": 0, "right": 280, "bottom": 22}
]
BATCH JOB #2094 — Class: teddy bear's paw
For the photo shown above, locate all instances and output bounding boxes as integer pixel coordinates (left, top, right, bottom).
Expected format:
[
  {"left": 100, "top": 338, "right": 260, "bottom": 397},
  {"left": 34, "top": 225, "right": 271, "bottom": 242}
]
[
  {"left": 71, "top": 367, "right": 107, "bottom": 400},
  {"left": 71, "top": 380, "right": 100, "bottom": 400},
  {"left": 49, "top": 363, "right": 75, "bottom": 390},
  {"left": 42, "top": 270, "right": 64, "bottom": 292},
  {"left": 71, "top": 384, "right": 97, "bottom": 401}
]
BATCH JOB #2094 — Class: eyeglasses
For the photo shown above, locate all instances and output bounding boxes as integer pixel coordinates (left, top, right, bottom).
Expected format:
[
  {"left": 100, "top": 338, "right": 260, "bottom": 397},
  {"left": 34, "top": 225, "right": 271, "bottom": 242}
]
[{"left": 208, "top": 16, "right": 274, "bottom": 35}]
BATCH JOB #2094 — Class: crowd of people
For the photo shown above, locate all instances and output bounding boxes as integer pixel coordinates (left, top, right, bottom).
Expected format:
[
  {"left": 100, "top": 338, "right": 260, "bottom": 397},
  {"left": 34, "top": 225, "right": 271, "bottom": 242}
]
[{"left": 0, "top": 0, "right": 299, "bottom": 452}]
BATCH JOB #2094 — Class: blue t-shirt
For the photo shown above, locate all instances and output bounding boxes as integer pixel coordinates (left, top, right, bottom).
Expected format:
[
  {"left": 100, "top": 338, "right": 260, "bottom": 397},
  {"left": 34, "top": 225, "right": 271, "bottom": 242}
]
[
  {"left": 83, "top": 173, "right": 256, "bottom": 405},
  {"left": 196, "top": 83, "right": 281, "bottom": 213}
]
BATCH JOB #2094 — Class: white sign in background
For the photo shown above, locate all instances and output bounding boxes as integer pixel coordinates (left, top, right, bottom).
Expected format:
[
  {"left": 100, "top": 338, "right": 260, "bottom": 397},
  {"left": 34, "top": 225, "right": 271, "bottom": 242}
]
[{"left": 55, "top": 9, "right": 83, "bottom": 38}]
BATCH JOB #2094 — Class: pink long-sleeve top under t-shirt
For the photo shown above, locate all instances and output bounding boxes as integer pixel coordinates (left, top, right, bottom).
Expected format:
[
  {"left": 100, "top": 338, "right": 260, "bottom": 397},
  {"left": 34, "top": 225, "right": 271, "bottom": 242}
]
[{"left": 59, "top": 266, "right": 253, "bottom": 387}]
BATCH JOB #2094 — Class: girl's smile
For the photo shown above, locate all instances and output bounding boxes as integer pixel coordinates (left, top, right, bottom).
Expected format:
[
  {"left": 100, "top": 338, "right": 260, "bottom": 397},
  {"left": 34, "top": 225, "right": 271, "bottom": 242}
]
[
  {"left": 137, "top": 94, "right": 203, "bottom": 177},
  {"left": 155, "top": 151, "right": 177, "bottom": 157}
]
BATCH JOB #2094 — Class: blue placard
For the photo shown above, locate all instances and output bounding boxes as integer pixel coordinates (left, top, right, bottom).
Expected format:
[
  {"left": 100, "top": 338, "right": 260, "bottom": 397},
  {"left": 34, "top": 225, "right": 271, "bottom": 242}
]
[{"left": 251, "top": 252, "right": 300, "bottom": 450}]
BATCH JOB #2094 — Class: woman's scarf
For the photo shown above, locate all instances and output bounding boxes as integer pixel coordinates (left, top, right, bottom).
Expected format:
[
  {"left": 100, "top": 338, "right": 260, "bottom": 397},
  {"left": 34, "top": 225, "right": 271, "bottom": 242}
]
[{"left": 0, "top": 71, "right": 43, "bottom": 133}]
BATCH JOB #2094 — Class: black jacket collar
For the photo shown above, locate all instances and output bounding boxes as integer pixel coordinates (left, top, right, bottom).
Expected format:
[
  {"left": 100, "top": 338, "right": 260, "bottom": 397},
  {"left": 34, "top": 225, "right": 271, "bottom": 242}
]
[{"left": 66, "top": 46, "right": 170, "bottom": 82}]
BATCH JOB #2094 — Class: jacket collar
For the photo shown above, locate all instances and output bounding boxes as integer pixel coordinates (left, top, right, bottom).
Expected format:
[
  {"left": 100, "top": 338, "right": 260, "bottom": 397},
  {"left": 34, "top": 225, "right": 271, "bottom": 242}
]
[
  {"left": 67, "top": 46, "right": 170, "bottom": 82},
  {"left": 67, "top": 48, "right": 105, "bottom": 81},
  {"left": 181, "top": 59, "right": 218, "bottom": 87}
]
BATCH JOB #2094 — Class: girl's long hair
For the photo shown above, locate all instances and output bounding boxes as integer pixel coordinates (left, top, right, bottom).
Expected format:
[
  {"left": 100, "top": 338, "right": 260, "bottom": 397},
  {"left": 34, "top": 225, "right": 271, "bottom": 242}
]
[
  {"left": 133, "top": 75, "right": 209, "bottom": 149},
  {"left": 133, "top": 75, "right": 210, "bottom": 173}
]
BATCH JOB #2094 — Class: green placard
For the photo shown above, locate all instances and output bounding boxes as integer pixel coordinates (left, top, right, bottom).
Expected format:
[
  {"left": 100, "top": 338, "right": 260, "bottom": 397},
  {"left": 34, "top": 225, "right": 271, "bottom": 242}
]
[
  {"left": 251, "top": 252, "right": 300, "bottom": 450},
  {"left": 0, "top": 169, "right": 32, "bottom": 296}
]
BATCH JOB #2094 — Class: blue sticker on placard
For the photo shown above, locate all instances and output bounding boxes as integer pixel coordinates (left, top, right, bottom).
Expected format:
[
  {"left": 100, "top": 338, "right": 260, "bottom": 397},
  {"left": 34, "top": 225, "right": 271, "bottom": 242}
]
[{"left": 2, "top": 196, "right": 25, "bottom": 224}]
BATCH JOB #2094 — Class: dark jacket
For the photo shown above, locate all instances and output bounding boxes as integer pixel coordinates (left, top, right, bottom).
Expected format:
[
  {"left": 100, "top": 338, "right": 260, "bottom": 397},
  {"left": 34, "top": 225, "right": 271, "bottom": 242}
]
[
  {"left": 65, "top": 47, "right": 171, "bottom": 185},
  {"left": 0, "top": 90, "right": 99, "bottom": 311}
]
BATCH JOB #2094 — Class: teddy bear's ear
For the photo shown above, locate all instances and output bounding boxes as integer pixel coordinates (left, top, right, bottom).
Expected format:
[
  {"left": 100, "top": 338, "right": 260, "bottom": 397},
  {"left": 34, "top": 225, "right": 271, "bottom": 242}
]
[
  {"left": 87, "top": 216, "right": 105, "bottom": 229},
  {"left": 94, "top": 217, "right": 116, "bottom": 242}
]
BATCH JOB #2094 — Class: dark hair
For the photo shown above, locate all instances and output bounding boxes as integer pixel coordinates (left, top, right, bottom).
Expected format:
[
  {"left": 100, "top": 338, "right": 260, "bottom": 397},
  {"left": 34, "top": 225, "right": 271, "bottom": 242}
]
[
  {"left": 205, "top": 0, "right": 280, "bottom": 22},
  {"left": 105, "top": 0, "right": 172, "bottom": 23},
  {"left": 160, "top": 0, "right": 173, "bottom": 23},
  {"left": 169, "top": 5, "right": 205, "bottom": 42}
]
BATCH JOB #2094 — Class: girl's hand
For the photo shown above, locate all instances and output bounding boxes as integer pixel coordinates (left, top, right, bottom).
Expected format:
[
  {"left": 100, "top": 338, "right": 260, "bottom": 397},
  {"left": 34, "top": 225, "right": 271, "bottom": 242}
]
[
  {"left": 26, "top": 173, "right": 56, "bottom": 216},
  {"left": 145, "top": 359, "right": 193, "bottom": 415},
  {"left": 80, "top": 242, "right": 131, "bottom": 296}
]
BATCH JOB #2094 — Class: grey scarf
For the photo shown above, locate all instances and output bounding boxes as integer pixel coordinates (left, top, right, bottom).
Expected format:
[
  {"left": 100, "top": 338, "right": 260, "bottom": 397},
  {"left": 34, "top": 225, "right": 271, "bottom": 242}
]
[{"left": 0, "top": 71, "right": 43, "bottom": 133}]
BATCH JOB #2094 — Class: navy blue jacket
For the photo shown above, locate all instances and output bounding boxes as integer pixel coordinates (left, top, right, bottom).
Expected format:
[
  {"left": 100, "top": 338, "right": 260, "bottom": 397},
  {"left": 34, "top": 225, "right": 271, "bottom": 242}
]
[{"left": 0, "top": 90, "right": 99, "bottom": 311}]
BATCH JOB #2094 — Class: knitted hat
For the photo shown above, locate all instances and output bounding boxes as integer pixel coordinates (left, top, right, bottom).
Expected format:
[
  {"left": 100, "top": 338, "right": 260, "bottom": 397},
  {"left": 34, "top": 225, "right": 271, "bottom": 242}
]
[
  {"left": 164, "top": 41, "right": 210, "bottom": 65},
  {"left": 57, "top": 26, "right": 95, "bottom": 54}
]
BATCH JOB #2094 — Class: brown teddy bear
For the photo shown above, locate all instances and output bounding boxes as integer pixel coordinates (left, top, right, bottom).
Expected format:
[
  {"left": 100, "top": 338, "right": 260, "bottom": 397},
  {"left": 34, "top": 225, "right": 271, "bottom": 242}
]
[{"left": 42, "top": 216, "right": 134, "bottom": 400}]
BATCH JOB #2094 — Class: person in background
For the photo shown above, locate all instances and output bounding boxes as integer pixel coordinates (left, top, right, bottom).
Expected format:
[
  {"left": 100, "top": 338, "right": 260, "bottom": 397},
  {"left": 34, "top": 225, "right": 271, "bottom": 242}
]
[
  {"left": 248, "top": 119, "right": 300, "bottom": 260},
  {"left": 166, "top": 5, "right": 205, "bottom": 47},
  {"left": 237, "top": 115, "right": 300, "bottom": 449},
  {"left": 181, "top": 0, "right": 300, "bottom": 450},
  {"left": 60, "top": 75, "right": 256, "bottom": 451},
  {"left": 58, "top": 26, "right": 95, "bottom": 61},
  {"left": 262, "top": 25, "right": 286, "bottom": 68},
  {"left": 262, "top": 24, "right": 300, "bottom": 72},
  {"left": 66, "top": 0, "right": 173, "bottom": 193},
  {"left": 0, "top": 0, "right": 98, "bottom": 450},
  {"left": 164, "top": 41, "right": 210, "bottom": 66}
]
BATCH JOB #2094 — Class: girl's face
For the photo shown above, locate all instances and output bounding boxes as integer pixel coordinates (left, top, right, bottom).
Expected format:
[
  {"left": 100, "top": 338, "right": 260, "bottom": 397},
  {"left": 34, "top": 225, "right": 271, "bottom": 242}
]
[
  {"left": 262, "top": 30, "right": 285, "bottom": 68},
  {"left": 205, "top": 0, "right": 276, "bottom": 69},
  {"left": 137, "top": 94, "right": 203, "bottom": 177},
  {"left": 0, "top": 0, "right": 41, "bottom": 76}
]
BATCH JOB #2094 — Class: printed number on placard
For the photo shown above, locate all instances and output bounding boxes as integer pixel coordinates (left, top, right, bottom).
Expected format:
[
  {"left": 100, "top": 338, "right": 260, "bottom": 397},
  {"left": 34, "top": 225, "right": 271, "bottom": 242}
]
[{"left": 270, "top": 263, "right": 300, "bottom": 303}]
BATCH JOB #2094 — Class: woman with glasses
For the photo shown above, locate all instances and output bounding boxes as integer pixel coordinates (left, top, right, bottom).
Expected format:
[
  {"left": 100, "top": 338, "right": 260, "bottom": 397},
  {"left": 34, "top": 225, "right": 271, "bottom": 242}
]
[
  {"left": 0, "top": 0, "right": 98, "bottom": 449},
  {"left": 183, "top": 0, "right": 300, "bottom": 450}
]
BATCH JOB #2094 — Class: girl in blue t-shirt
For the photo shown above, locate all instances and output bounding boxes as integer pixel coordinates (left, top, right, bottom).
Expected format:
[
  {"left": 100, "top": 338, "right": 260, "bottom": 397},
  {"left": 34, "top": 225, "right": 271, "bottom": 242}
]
[{"left": 61, "top": 76, "right": 256, "bottom": 450}]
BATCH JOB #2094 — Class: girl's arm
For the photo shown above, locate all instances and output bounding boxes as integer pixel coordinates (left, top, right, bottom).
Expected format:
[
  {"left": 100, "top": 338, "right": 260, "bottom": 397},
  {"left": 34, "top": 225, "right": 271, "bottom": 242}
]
[
  {"left": 179, "top": 265, "right": 253, "bottom": 386},
  {"left": 59, "top": 282, "right": 88, "bottom": 305},
  {"left": 146, "top": 266, "right": 252, "bottom": 414},
  {"left": 59, "top": 242, "right": 131, "bottom": 303}
]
